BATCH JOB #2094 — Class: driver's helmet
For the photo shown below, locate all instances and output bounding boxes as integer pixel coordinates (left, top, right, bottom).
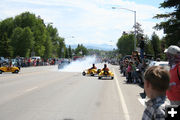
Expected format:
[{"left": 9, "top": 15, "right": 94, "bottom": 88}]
[{"left": 104, "top": 64, "right": 107, "bottom": 68}]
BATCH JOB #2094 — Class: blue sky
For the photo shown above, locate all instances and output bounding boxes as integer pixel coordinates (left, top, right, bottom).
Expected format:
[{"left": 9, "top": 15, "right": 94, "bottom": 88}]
[
  {"left": 126, "top": 0, "right": 164, "bottom": 7},
  {"left": 0, "top": 0, "right": 167, "bottom": 48}
]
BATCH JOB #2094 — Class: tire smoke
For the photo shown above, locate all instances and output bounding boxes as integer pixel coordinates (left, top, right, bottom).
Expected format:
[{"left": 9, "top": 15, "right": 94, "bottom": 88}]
[{"left": 59, "top": 56, "right": 97, "bottom": 72}]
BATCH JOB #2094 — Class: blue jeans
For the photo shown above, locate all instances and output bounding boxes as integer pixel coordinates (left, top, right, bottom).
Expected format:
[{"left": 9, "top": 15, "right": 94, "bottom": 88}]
[{"left": 140, "top": 48, "right": 144, "bottom": 59}]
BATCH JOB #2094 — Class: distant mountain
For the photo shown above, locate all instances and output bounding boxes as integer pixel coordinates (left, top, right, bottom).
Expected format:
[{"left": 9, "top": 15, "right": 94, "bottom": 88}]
[{"left": 67, "top": 44, "right": 116, "bottom": 51}]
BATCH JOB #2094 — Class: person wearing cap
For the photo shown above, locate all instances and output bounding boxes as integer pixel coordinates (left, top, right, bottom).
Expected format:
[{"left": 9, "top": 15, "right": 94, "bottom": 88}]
[{"left": 164, "top": 45, "right": 180, "bottom": 105}]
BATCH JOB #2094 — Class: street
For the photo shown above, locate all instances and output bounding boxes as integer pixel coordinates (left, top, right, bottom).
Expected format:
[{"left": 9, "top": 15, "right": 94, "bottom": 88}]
[{"left": 0, "top": 64, "right": 145, "bottom": 120}]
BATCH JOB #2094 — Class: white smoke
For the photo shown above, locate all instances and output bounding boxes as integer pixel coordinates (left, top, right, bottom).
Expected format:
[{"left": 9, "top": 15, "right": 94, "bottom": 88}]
[{"left": 59, "top": 56, "right": 98, "bottom": 72}]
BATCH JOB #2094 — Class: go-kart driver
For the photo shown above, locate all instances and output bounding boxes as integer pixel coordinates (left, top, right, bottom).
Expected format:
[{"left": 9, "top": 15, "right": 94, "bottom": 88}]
[
  {"left": 102, "top": 64, "right": 109, "bottom": 71},
  {"left": 98, "top": 64, "right": 114, "bottom": 79},
  {"left": 89, "top": 64, "right": 97, "bottom": 70},
  {"left": 7, "top": 60, "right": 12, "bottom": 70}
]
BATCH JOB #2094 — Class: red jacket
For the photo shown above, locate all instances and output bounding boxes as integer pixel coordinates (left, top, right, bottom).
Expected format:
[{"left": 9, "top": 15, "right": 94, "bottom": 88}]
[
  {"left": 166, "top": 63, "right": 180, "bottom": 101},
  {"left": 102, "top": 68, "right": 109, "bottom": 71}
]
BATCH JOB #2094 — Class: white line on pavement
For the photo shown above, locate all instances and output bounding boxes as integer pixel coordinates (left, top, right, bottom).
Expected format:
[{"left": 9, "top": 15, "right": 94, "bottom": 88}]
[
  {"left": 138, "top": 98, "right": 146, "bottom": 106},
  {"left": 113, "top": 68, "right": 130, "bottom": 120},
  {"left": 25, "top": 86, "right": 39, "bottom": 92},
  {"left": 0, "top": 86, "right": 39, "bottom": 105}
]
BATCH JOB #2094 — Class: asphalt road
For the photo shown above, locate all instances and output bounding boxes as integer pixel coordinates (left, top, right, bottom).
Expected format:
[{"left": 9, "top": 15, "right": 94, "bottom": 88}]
[{"left": 0, "top": 64, "right": 145, "bottom": 120}]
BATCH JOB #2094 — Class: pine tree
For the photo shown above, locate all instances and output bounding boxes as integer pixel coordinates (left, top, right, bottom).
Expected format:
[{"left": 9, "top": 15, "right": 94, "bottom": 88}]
[
  {"left": 151, "top": 32, "right": 161, "bottom": 59},
  {"left": 68, "top": 45, "right": 72, "bottom": 58},
  {"left": 154, "top": 0, "right": 180, "bottom": 46}
]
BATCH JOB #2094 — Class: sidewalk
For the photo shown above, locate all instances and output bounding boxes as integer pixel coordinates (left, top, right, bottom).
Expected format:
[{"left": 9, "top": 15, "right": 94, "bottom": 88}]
[{"left": 20, "top": 65, "right": 58, "bottom": 73}]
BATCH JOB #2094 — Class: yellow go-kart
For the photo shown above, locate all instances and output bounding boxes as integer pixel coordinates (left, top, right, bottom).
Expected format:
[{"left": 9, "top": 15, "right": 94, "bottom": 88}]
[
  {"left": 98, "top": 70, "right": 114, "bottom": 80},
  {"left": 82, "top": 68, "right": 101, "bottom": 76},
  {"left": 0, "top": 66, "right": 20, "bottom": 74}
]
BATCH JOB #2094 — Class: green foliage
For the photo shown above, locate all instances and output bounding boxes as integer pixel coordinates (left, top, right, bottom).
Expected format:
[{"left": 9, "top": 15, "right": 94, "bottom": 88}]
[
  {"left": 57, "top": 37, "right": 65, "bottom": 58},
  {"left": 160, "top": 0, "right": 180, "bottom": 8},
  {"left": 75, "top": 44, "right": 88, "bottom": 56},
  {"left": 0, "top": 11, "right": 67, "bottom": 58},
  {"left": 11, "top": 27, "right": 34, "bottom": 57},
  {"left": 144, "top": 35, "right": 154, "bottom": 56},
  {"left": 0, "top": 33, "right": 13, "bottom": 57},
  {"left": 44, "top": 35, "right": 52, "bottom": 59},
  {"left": 116, "top": 34, "right": 135, "bottom": 56},
  {"left": 64, "top": 47, "right": 69, "bottom": 58},
  {"left": 14, "top": 12, "right": 37, "bottom": 29},
  {"left": 46, "top": 24, "right": 58, "bottom": 45},
  {"left": 22, "top": 27, "right": 34, "bottom": 57},
  {"left": 68, "top": 46, "right": 72, "bottom": 58},
  {"left": 106, "top": 49, "right": 120, "bottom": 59},
  {"left": 151, "top": 32, "right": 161, "bottom": 59},
  {"left": 10, "top": 27, "right": 23, "bottom": 57},
  {"left": 132, "top": 22, "right": 144, "bottom": 45},
  {"left": 154, "top": 0, "right": 180, "bottom": 46},
  {"left": 46, "top": 24, "right": 60, "bottom": 56},
  {"left": 88, "top": 49, "right": 102, "bottom": 56},
  {"left": 33, "top": 24, "right": 46, "bottom": 56},
  {"left": 0, "top": 18, "right": 14, "bottom": 38}
]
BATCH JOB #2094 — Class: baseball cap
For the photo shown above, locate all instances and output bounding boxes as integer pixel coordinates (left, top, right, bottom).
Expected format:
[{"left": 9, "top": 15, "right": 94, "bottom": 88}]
[{"left": 164, "top": 45, "right": 180, "bottom": 55}]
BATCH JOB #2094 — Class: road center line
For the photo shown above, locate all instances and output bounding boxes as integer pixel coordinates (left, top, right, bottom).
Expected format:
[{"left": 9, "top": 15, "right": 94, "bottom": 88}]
[
  {"left": 25, "top": 86, "right": 39, "bottom": 92},
  {"left": 113, "top": 68, "right": 130, "bottom": 120}
]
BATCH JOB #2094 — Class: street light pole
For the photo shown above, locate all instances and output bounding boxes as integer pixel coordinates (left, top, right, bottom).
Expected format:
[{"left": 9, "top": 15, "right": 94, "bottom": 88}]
[
  {"left": 134, "top": 11, "right": 136, "bottom": 51},
  {"left": 112, "top": 7, "right": 136, "bottom": 51}
]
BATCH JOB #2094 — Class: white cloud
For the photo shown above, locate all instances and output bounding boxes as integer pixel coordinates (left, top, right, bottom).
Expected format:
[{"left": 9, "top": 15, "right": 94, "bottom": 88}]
[{"left": 0, "top": 0, "right": 164, "bottom": 48}]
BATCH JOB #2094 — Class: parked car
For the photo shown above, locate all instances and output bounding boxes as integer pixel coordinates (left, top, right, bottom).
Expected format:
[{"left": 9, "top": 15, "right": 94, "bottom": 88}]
[
  {"left": 31, "top": 56, "right": 41, "bottom": 61},
  {"left": 58, "top": 59, "right": 70, "bottom": 69},
  {"left": 11, "top": 59, "right": 17, "bottom": 66},
  {"left": 0, "top": 57, "right": 8, "bottom": 65},
  {"left": 148, "top": 61, "right": 170, "bottom": 71}
]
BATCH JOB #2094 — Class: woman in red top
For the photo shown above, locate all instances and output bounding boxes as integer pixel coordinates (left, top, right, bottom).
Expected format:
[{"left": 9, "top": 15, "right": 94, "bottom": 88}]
[{"left": 165, "top": 45, "right": 180, "bottom": 105}]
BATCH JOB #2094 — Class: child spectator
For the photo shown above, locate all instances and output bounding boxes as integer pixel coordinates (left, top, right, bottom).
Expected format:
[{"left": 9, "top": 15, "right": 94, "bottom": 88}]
[
  {"left": 131, "top": 61, "right": 137, "bottom": 83},
  {"left": 142, "top": 66, "right": 170, "bottom": 120},
  {"left": 33, "top": 58, "right": 36, "bottom": 66},
  {"left": 36, "top": 59, "right": 40, "bottom": 66},
  {"left": 126, "top": 61, "right": 133, "bottom": 83},
  {"left": 136, "top": 60, "right": 143, "bottom": 83},
  {"left": 28, "top": 58, "right": 31, "bottom": 67},
  {"left": 123, "top": 59, "right": 128, "bottom": 76}
]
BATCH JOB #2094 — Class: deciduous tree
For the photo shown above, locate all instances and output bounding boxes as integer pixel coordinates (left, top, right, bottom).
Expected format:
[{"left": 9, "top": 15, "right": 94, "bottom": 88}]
[
  {"left": 0, "top": 33, "right": 12, "bottom": 57},
  {"left": 116, "top": 33, "right": 135, "bottom": 56}
]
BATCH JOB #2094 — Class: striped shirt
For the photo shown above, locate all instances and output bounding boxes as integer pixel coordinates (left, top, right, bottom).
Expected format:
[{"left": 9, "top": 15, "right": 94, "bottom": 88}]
[{"left": 142, "top": 96, "right": 170, "bottom": 120}]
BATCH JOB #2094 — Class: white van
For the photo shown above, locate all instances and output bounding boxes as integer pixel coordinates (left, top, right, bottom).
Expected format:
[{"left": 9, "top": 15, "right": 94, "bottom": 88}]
[
  {"left": 31, "top": 56, "right": 41, "bottom": 60},
  {"left": 148, "top": 61, "right": 169, "bottom": 71}
]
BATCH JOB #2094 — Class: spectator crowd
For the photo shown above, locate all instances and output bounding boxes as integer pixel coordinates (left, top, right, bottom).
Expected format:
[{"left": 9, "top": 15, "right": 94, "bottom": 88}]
[
  {"left": 120, "top": 50, "right": 148, "bottom": 84},
  {"left": 0, "top": 57, "right": 58, "bottom": 68},
  {"left": 118, "top": 45, "right": 180, "bottom": 120}
]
